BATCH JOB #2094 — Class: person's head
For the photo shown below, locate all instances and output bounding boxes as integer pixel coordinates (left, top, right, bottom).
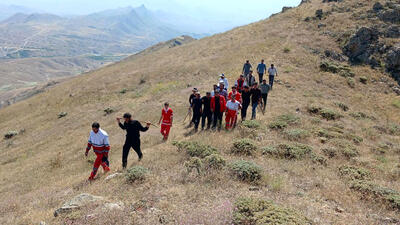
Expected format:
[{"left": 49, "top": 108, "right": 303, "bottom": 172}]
[
  {"left": 261, "top": 59, "right": 264, "bottom": 63},
  {"left": 92, "top": 122, "right": 100, "bottom": 133},
  {"left": 123, "top": 113, "right": 132, "bottom": 123},
  {"left": 240, "top": 74, "right": 244, "bottom": 79},
  {"left": 232, "top": 86, "right": 237, "bottom": 92},
  {"left": 253, "top": 82, "right": 258, "bottom": 88},
  {"left": 195, "top": 92, "right": 201, "bottom": 98},
  {"left": 249, "top": 70, "right": 253, "bottom": 75},
  {"left": 262, "top": 79, "right": 267, "bottom": 84},
  {"left": 271, "top": 64, "right": 274, "bottom": 68},
  {"left": 206, "top": 92, "right": 211, "bottom": 98},
  {"left": 219, "top": 82, "right": 224, "bottom": 88},
  {"left": 244, "top": 86, "right": 249, "bottom": 92},
  {"left": 192, "top": 88, "right": 197, "bottom": 93},
  {"left": 164, "top": 102, "right": 169, "bottom": 109},
  {"left": 231, "top": 94, "right": 236, "bottom": 102},
  {"left": 213, "top": 84, "right": 218, "bottom": 90},
  {"left": 246, "top": 60, "right": 249, "bottom": 63},
  {"left": 220, "top": 74, "right": 225, "bottom": 79},
  {"left": 215, "top": 91, "right": 220, "bottom": 97}
]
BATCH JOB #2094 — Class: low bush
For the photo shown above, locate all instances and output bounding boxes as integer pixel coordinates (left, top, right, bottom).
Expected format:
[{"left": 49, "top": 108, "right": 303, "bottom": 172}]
[
  {"left": 393, "top": 99, "right": 400, "bottom": 109},
  {"left": 204, "top": 154, "right": 226, "bottom": 170},
  {"left": 307, "top": 105, "right": 322, "bottom": 114},
  {"left": 242, "top": 120, "right": 261, "bottom": 129},
  {"left": 334, "top": 140, "right": 359, "bottom": 158},
  {"left": 233, "top": 197, "right": 312, "bottom": 225},
  {"left": 231, "top": 139, "right": 258, "bottom": 156},
  {"left": 283, "top": 47, "right": 291, "bottom": 53},
  {"left": 173, "top": 141, "right": 218, "bottom": 158},
  {"left": 120, "top": 88, "right": 128, "bottom": 94},
  {"left": 320, "top": 108, "right": 342, "bottom": 120},
  {"left": 350, "top": 112, "right": 370, "bottom": 120},
  {"left": 103, "top": 107, "right": 115, "bottom": 115},
  {"left": 268, "top": 120, "right": 287, "bottom": 130},
  {"left": 347, "top": 77, "right": 355, "bottom": 88},
  {"left": 230, "top": 160, "right": 262, "bottom": 183},
  {"left": 262, "top": 146, "right": 279, "bottom": 156},
  {"left": 335, "top": 102, "right": 349, "bottom": 111},
  {"left": 126, "top": 166, "right": 149, "bottom": 183},
  {"left": 339, "top": 165, "right": 371, "bottom": 181},
  {"left": 320, "top": 61, "right": 354, "bottom": 78},
  {"left": 283, "top": 129, "right": 310, "bottom": 141},
  {"left": 268, "top": 114, "right": 300, "bottom": 130},
  {"left": 265, "top": 143, "right": 313, "bottom": 160},
  {"left": 4, "top": 131, "right": 18, "bottom": 139},
  {"left": 359, "top": 76, "right": 368, "bottom": 84},
  {"left": 311, "top": 153, "right": 327, "bottom": 166},
  {"left": 322, "top": 147, "right": 338, "bottom": 158},
  {"left": 184, "top": 157, "right": 203, "bottom": 174}
]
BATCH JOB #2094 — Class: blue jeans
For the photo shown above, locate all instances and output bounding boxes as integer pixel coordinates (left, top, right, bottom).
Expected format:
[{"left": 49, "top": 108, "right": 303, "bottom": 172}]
[
  {"left": 269, "top": 75, "right": 275, "bottom": 89},
  {"left": 251, "top": 102, "right": 258, "bottom": 120}
]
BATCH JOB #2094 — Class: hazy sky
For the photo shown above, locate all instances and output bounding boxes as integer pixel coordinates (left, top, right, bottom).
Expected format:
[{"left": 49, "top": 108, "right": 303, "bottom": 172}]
[{"left": 3, "top": 0, "right": 301, "bottom": 24}]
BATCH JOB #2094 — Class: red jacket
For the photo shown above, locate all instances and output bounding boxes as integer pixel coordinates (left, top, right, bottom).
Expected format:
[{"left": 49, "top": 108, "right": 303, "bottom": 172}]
[
  {"left": 228, "top": 91, "right": 242, "bottom": 103},
  {"left": 211, "top": 96, "right": 227, "bottom": 112}
]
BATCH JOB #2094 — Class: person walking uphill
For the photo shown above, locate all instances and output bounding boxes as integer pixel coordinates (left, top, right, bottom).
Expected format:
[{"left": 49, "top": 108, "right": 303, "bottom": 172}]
[
  {"left": 225, "top": 95, "right": 241, "bottom": 130},
  {"left": 117, "top": 113, "right": 151, "bottom": 169},
  {"left": 257, "top": 59, "right": 267, "bottom": 84},
  {"left": 188, "top": 88, "right": 197, "bottom": 127},
  {"left": 211, "top": 92, "right": 226, "bottom": 131},
  {"left": 158, "top": 102, "right": 173, "bottom": 141},
  {"left": 201, "top": 92, "right": 212, "bottom": 130},
  {"left": 85, "top": 122, "right": 110, "bottom": 181},
  {"left": 260, "top": 79, "right": 271, "bottom": 112},
  {"left": 241, "top": 86, "right": 251, "bottom": 121},
  {"left": 268, "top": 64, "right": 278, "bottom": 90},
  {"left": 250, "top": 83, "right": 262, "bottom": 120},
  {"left": 192, "top": 92, "right": 203, "bottom": 132},
  {"left": 243, "top": 60, "right": 252, "bottom": 77}
]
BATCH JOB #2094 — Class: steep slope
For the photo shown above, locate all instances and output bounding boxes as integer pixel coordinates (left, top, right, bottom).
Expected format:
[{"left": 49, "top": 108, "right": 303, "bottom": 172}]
[{"left": 0, "top": 0, "right": 399, "bottom": 224}]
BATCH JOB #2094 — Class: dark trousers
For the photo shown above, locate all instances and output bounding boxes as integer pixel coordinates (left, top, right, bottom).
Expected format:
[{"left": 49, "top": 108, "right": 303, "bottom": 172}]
[
  {"left": 102, "top": 155, "right": 109, "bottom": 167},
  {"left": 122, "top": 139, "right": 142, "bottom": 168},
  {"left": 258, "top": 73, "right": 264, "bottom": 84},
  {"left": 212, "top": 111, "right": 223, "bottom": 129},
  {"left": 241, "top": 102, "right": 250, "bottom": 120},
  {"left": 252, "top": 102, "right": 259, "bottom": 120},
  {"left": 269, "top": 75, "right": 275, "bottom": 89},
  {"left": 201, "top": 111, "right": 212, "bottom": 129},
  {"left": 193, "top": 111, "right": 202, "bottom": 129},
  {"left": 261, "top": 93, "right": 268, "bottom": 110}
]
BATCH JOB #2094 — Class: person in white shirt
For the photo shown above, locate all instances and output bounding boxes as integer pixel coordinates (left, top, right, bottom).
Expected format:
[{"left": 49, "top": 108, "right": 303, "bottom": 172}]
[
  {"left": 268, "top": 64, "right": 278, "bottom": 90},
  {"left": 219, "top": 74, "right": 229, "bottom": 90},
  {"left": 225, "top": 95, "right": 242, "bottom": 130}
]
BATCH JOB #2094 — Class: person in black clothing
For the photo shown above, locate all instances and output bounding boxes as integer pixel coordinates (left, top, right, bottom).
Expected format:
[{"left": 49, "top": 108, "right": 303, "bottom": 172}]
[
  {"left": 250, "top": 83, "right": 262, "bottom": 120},
  {"left": 189, "top": 88, "right": 198, "bottom": 127},
  {"left": 241, "top": 86, "right": 251, "bottom": 121},
  {"left": 117, "top": 113, "right": 151, "bottom": 169},
  {"left": 192, "top": 92, "right": 203, "bottom": 132},
  {"left": 201, "top": 92, "right": 212, "bottom": 130}
]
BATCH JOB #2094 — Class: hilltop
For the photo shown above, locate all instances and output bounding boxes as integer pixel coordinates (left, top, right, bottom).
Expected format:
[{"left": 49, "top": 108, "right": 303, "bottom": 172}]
[{"left": 0, "top": 0, "right": 399, "bottom": 224}]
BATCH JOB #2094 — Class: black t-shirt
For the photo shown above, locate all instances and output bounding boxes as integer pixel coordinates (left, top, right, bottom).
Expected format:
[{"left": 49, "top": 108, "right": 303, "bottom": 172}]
[
  {"left": 189, "top": 94, "right": 196, "bottom": 106},
  {"left": 119, "top": 120, "right": 148, "bottom": 141},
  {"left": 215, "top": 96, "right": 220, "bottom": 112},
  {"left": 192, "top": 98, "right": 202, "bottom": 113},
  {"left": 242, "top": 91, "right": 251, "bottom": 105},
  {"left": 250, "top": 88, "right": 262, "bottom": 104},
  {"left": 201, "top": 96, "right": 211, "bottom": 112}
]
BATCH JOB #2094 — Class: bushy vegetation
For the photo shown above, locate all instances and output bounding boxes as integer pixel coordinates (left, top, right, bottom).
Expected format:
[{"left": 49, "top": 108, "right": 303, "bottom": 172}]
[
  {"left": 339, "top": 165, "right": 371, "bottom": 181},
  {"left": 268, "top": 114, "right": 300, "bottom": 130},
  {"left": 233, "top": 197, "right": 312, "bottom": 225},
  {"left": 283, "top": 129, "right": 310, "bottom": 141},
  {"left": 335, "top": 102, "right": 349, "bottom": 111},
  {"left": 359, "top": 76, "right": 368, "bottom": 84},
  {"left": 4, "top": 131, "right": 18, "bottom": 139},
  {"left": 173, "top": 141, "right": 218, "bottom": 158},
  {"left": 204, "top": 154, "right": 226, "bottom": 170},
  {"left": 126, "top": 166, "right": 149, "bottom": 183},
  {"left": 307, "top": 105, "right": 342, "bottom": 120},
  {"left": 311, "top": 153, "right": 327, "bottom": 166},
  {"left": 393, "top": 99, "right": 400, "bottom": 109},
  {"left": 241, "top": 120, "right": 261, "bottom": 129},
  {"left": 350, "top": 111, "right": 371, "bottom": 120},
  {"left": 230, "top": 160, "right": 262, "bottom": 183},
  {"left": 263, "top": 143, "right": 313, "bottom": 160},
  {"left": 320, "top": 61, "right": 355, "bottom": 77},
  {"left": 347, "top": 77, "right": 355, "bottom": 88},
  {"left": 103, "top": 107, "right": 115, "bottom": 115},
  {"left": 184, "top": 157, "right": 203, "bottom": 174},
  {"left": 231, "top": 139, "right": 258, "bottom": 156},
  {"left": 322, "top": 147, "right": 338, "bottom": 158}
]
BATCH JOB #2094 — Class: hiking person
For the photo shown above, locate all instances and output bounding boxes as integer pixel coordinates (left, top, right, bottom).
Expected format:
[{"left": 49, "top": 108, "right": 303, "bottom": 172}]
[
  {"left": 219, "top": 74, "right": 229, "bottom": 90},
  {"left": 260, "top": 79, "right": 271, "bottom": 112},
  {"left": 85, "top": 122, "right": 110, "bottom": 181},
  {"left": 218, "top": 82, "right": 228, "bottom": 100},
  {"left": 211, "top": 84, "right": 218, "bottom": 97},
  {"left": 192, "top": 92, "right": 203, "bottom": 132},
  {"left": 268, "top": 64, "right": 278, "bottom": 89},
  {"left": 246, "top": 70, "right": 256, "bottom": 87},
  {"left": 225, "top": 95, "right": 241, "bottom": 130},
  {"left": 188, "top": 88, "right": 197, "bottom": 127},
  {"left": 235, "top": 75, "right": 246, "bottom": 93},
  {"left": 257, "top": 59, "right": 267, "bottom": 84},
  {"left": 241, "top": 86, "right": 251, "bottom": 121},
  {"left": 158, "top": 102, "right": 173, "bottom": 141},
  {"left": 228, "top": 86, "right": 242, "bottom": 103},
  {"left": 211, "top": 92, "right": 227, "bottom": 131},
  {"left": 250, "top": 83, "right": 262, "bottom": 120},
  {"left": 117, "top": 113, "right": 151, "bottom": 169},
  {"left": 242, "top": 60, "right": 252, "bottom": 77},
  {"left": 201, "top": 92, "right": 212, "bottom": 130}
]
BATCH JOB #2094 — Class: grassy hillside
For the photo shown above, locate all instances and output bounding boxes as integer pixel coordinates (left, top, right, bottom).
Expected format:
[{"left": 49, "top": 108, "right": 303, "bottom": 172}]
[{"left": 0, "top": 0, "right": 399, "bottom": 224}]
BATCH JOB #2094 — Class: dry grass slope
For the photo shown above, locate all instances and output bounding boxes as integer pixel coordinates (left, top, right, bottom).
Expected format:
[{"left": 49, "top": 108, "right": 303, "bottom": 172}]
[{"left": 0, "top": 0, "right": 399, "bottom": 224}]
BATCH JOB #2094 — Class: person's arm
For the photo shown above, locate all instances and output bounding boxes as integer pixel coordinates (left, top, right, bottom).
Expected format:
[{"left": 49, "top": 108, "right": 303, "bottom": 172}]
[
  {"left": 275, "top": 68, "right": 278, "bottom": 76},
  {"left": 85, "top": 135, "right": 92, "bottom": 156},
  {"left": 242, "top": 64, "right": 246, "bottom": 73},
  {"left": 138, "top": 121, "right": 150, "bottom": 132},
  {"left": 170, "top": 113, "right": 174, "bottom": 127},
  {"left": 104, "top": 136, "right": 110, "bottom": 152},
  {"left": 117, "top": 118, "right": 126, "bottom": 130},
  {"left": 158, "top": 115, "right": 163, "bottom": 125}
]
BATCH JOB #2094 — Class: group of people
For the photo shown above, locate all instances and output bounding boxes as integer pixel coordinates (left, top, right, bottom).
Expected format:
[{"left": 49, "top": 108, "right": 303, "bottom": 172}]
[{"left": 84, "top": 59, "right": 278, "bottom": 180}]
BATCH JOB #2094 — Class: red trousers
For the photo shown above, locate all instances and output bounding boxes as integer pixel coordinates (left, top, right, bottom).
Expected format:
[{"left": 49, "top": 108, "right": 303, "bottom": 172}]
[
  {"left": 225, "top": 109, "right": 237, "bottom": 129},
  {"left": 161, "top": 124, "right": 171, "bottom": 139},
  {"left": 90, "top": 152, "right": 109, "bottom": 178}
]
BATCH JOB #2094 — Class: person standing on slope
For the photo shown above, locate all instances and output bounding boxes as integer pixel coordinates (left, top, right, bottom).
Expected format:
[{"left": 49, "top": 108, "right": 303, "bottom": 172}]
[
  {"left": 188, "top": 88, "right": 197, "bottom": 127},
  {"left": 235, "top": 75, "right": 246, "bottom": 93},
  {"left": 211, "top": 91, "right": 227, "bottom": 131},
  {"left": 192, "top": 92, "right": 203, "bottom": 132},
  {"left": 241, "top": 86, "right": 251, "bottom": 121},
  {"left": 219, "top": 74, "right": 229, "bottom": 90},
  {"left": 260, "top": 79, "right": 271, "bottom": 112},
  {"left": 257, "top": 59, "right": 267, "bottom": 84},
  {"left": 158, "top": 102, "right": 173, "bottom": 141},
  {"left": 228, "top": 86, "right": 242, "bottom": 127},
  {"left": 250, "top": 83, "right": 262, "bottom": 120},
  {"left": 225, "top": 95, "right": 241, "bottom": 130},
  {"left": 117, "top": 113, "right": 150, "bottom": 169},
  {"left": 247, "top": 70, "right": 256, "bottom": 87},
  {"left": 201, "top": 92, "right": 213, "bottom": 130},
  {"left": 218, "top": 82, "right": 228, "bottom": 100},
  {"left": 85, "top": 122, "right": 110, "bottom": 181},
  {"left": 268, "top": 64, "right": 278, "bottom": 90},
  {"left": 242, "top": 60, "right": 252, "bottom": 77}
]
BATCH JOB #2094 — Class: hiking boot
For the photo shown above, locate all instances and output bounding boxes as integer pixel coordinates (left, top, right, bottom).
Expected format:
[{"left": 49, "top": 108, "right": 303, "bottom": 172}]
[
  {"left": 138, "top": 154, "right": 143, "bottom": 161},
  {"left": 88, "top": 174, "right": 95, "bottom": 181}
]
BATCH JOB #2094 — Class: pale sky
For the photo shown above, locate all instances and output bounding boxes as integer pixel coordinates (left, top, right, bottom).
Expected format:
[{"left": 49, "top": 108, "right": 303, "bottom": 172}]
[{"left": 3, "top": 0, "right": 301, "bottom": 25}]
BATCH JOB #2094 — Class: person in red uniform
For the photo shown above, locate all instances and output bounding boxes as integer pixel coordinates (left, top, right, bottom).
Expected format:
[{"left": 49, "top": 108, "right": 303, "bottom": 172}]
[
  {"left": 211, "top": 92, "right": 227, "bottom": 131},
  {"left": 225, "top": 95, "right": 242, "bottom": 130},
  {"left": 158, "top": 102, "right": 173, "bottom": 141},
  {"left": 228, "top": 86, "right": 242, "bottom": 127},
  {"left": 85, "top": 122, "right": 110, "bottom": 181}
]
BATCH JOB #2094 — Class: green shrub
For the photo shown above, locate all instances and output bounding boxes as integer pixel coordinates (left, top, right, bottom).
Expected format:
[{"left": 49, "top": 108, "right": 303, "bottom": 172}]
[
  {"left": 268, "top": 143, "right": 313, "bottom": 160},
  {"left": 283, "top": 47, "right": 291, "bottom": 53},
  {"left": 58, "top": 112, "right": 68, "bottom": 118},
  {"left": 320, "top": 108, "right": 342, "bottom": 120},
  {"left": 345, "top": 134, "right": 363, "bottom": 144},
  {"left": 173, "top": 141, "right": 218, "bottom": 158},
  {"left": 268, "top": 120, "right": 288, "bottom": 130},
  {"left": 334, "top": 140, "right": 359, "bottom": 158},
  {"left": 339, "top": 165, "right": 371, "bottom": 181},
  {"left": 4, "top": 131, "right": 18, "bottom": 139},
  {"left": 126, "top": 166, "right": 149, "bottom": 183},
  {"left": 283, "top": 129, "right": 310, "bottom": 141},
  {"left": 268, "top": 114, "right": 300, "bottom": 130},
  {"left": 120, "top": 88, "right": 128, "bottom": 94},
  {"left": 347, "top": 77, "right": 355, "bottom": 88},
  {"left": 204, "top": 154, "right": 226, "bottom": 170},
  {"left": 184, "top": 157, "right": 203, "bottom": 174},
  {"left": 371, "top": 143, "right": 392, "bottom": 154},
  {"left": 350, "top": 112, "right": 370, "bottom": 120},
  {"left": 233, "top": 197, "right": 312, "bottom": 225},
  {"left": 262, "top": 146, "right": 279, "bottom": 156},
  {"left": 335, "top": 102, "right": 349, "bottom": 111},
  {"left": 242, "top": 120, "right": 261, "bottom": 129},
  {"left": 316, "top": 128, "right": 342, "bottom": 139},
  {"left": 230, "top": 160, "right": 262, "bottom": 183},
  {"left": 320, "top": 61, "right": 353, "bottom": 77},
  {"left": 103, "top": 107, "right": 115, "bottom": 115},
  {"left": 311, "top": 153, "right": 327, "bottom": 166},
  {"left": 359, "top": 76, "right": 368, "bottom": 84},
  {"left": 322, "top": 147, "right": 338, "bottom": 158},
  {"left": 387, "top": 123, "right": 400, "bottom": 136},
  {"left": 392, "top": 99, "right": 400, "bottom": 109},
  {"left": 307, "top": 105, "right": 322, "bottom": 114},
  {"left": 231, "top": 139, "right": 258, "bottom": 156}
]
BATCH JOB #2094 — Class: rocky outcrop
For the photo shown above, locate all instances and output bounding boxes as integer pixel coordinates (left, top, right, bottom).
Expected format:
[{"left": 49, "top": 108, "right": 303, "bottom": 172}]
[
  {"left": 386, "top": 44, "right": 400, "bottom": 82},
  {"left": 343, "top": 27, "right": 379, "bottom": 64},
  {"left": 54, "top": 193, "right": 104, "bottom": 217},
  {"left": 282, "top": 7, "right": 293, "bottom": 13}
]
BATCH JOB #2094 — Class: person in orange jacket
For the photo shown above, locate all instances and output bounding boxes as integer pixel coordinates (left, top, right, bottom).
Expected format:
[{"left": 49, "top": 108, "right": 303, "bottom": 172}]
[
  {"left": 211, "top": 92, "right": 227, "bottom": 131},
  {"left": 158, "top": 102, "right": 173, "bottom": 141}
]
